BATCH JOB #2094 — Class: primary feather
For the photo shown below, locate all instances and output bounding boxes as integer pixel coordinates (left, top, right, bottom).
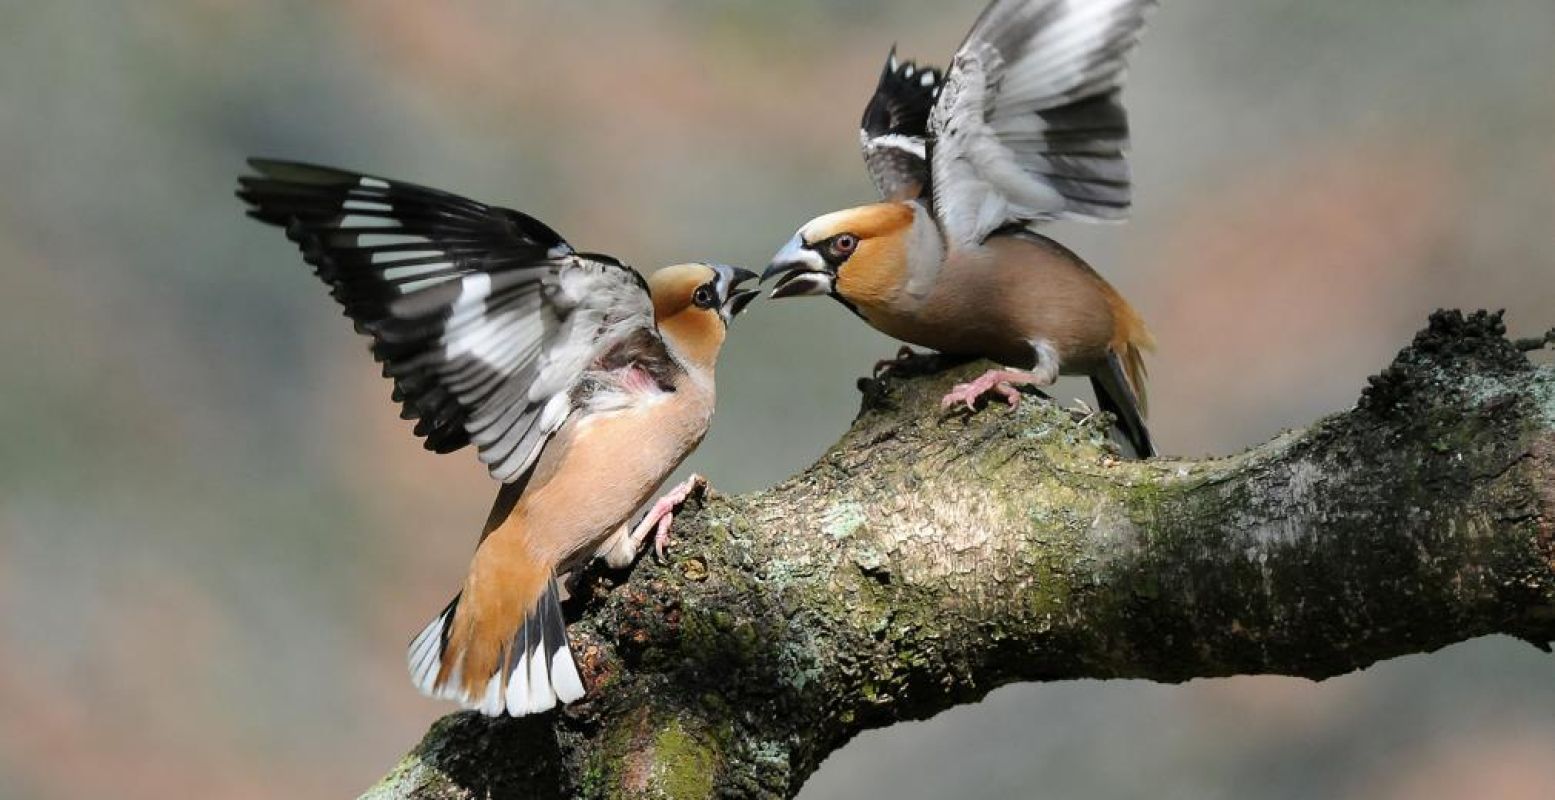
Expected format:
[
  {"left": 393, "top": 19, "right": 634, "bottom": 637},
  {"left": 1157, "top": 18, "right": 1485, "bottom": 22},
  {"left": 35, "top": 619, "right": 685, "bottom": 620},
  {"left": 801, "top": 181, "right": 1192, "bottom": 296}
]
[{"left": 237, "top": 159, "right": 662, "bottom": 482}]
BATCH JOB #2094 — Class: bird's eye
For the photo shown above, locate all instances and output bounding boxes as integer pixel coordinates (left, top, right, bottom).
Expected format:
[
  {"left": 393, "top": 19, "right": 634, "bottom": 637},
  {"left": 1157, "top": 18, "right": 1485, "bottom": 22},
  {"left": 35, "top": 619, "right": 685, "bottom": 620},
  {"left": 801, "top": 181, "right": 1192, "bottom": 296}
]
[
  {"left": 692, "top": 285, "right": 716, "bottom": 309},
  {"left": 831, "top": 234, "right": 858, "bottom": 257}
]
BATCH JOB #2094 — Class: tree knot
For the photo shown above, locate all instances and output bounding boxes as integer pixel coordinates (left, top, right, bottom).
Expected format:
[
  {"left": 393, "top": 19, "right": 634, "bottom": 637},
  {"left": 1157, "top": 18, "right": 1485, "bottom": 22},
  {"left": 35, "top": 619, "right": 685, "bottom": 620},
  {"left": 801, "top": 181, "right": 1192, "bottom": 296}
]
[{"left": 1359, "top": 309, "right": 1531, "bottom": 415}]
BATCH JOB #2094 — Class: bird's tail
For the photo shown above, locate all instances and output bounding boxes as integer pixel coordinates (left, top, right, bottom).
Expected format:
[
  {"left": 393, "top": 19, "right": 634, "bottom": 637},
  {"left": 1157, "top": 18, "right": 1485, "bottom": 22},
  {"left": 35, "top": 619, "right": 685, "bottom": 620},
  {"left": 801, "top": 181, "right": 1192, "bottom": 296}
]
[
  {"left": 1096, "top": 293, "right": 1156, "bottom": 458},
  {"left": 407, "top": 574, "right": 585, "bottom": 717},
  {"left": 1092, "top": 351, "right": 1154, "bottom": 458}
]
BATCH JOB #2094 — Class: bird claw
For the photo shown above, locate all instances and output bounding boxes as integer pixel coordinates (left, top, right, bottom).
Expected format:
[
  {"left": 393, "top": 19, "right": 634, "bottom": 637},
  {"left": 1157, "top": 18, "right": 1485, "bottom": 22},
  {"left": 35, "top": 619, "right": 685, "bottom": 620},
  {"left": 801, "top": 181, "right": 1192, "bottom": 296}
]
[
  {"left": 939, "top": 369, "right": 1046, "bottom": 411},
  {"left": 628, "top": 474, "right": 707, "bottom": 561},
  {"left": 940, "top": 375, "right": 1016, "bottom": 410},
  {"left": 873, "top": 346, "right": 922, "bottom": 377}
]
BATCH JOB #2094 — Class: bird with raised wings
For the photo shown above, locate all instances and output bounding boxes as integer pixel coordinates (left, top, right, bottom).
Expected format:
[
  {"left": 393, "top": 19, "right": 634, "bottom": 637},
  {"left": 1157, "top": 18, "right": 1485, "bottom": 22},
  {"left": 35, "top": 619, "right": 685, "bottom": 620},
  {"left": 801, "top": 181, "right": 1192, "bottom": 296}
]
[
  {"left": 238, "top": 160, "right": 758, "bottom": 716},
  {"left": 763, "top": 0, "right": 1159, "bottom": 457}
]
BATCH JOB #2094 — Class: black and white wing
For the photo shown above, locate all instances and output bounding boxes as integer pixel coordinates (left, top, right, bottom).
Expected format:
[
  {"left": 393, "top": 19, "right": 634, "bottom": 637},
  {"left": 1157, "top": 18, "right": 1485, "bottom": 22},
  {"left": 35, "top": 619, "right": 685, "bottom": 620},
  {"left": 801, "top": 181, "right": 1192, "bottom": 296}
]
[
  {"left": 929, "top": 0, "right": 1156, "bottom": 251},
  {"left": 238, "top": 159, "right": 659, "bottom": 483},
  {"left": 859, "top": 46, "right": 943, "bottom": 202}
]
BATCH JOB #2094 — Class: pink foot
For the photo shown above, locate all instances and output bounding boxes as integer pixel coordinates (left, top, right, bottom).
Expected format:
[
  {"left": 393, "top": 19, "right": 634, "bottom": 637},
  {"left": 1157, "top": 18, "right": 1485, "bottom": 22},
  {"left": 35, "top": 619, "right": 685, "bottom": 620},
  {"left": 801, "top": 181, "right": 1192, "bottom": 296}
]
[
  {"left": 628, "top": 474, "right": 707, "bottom": 560},
  {"left": 940, "top": 369, "right": 1047, "bottom": 411},
  {"left": 873, "top": 346, "right": 921, "bottom": 378}
]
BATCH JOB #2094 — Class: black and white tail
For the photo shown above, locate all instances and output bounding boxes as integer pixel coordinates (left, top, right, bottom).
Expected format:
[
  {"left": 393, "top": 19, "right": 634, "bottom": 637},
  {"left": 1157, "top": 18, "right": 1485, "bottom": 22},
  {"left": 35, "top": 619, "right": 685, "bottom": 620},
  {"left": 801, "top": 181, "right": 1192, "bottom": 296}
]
[
  {"left": 407, "top": 577, "right": 585, "bottom": 717},
  {"left": 1091, "top": 349, "right": 1155, "bottom": 459}
]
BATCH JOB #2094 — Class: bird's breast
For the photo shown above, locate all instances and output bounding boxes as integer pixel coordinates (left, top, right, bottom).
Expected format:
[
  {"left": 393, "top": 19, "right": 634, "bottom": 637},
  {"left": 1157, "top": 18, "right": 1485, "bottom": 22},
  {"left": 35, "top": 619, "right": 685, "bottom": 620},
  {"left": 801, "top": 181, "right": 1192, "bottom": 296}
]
[
  {"left": 851, "top": 237, "right": 1119, "bottom": 371},
  {"left": 509, "top": 381, "right": 714, "bottom": 566}
]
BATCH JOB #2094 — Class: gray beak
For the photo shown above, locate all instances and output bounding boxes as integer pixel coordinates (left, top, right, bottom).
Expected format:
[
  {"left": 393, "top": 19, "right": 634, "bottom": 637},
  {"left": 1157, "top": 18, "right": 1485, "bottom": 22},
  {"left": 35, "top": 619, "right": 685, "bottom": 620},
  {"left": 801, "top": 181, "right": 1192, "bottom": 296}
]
[
  {"left": 714, "top": 264, "right": 760, "bottom": 322},
  {"left": 762, "top": 233, "right": 833, "bottom": 299},
  {"left": 768, "top": 270, "right": 834, "bottom": 299},
  {"left": 725, "top": 288, "right": 760, "bottom": 318}
]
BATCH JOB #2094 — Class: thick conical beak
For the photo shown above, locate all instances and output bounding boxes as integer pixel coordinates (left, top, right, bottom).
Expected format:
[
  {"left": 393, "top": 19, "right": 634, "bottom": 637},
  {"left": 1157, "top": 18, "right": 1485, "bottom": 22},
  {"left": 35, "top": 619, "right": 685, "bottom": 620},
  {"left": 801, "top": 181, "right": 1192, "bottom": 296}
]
[
  {"left": 725, "top": 289, "right": 760, "bottom": 318},
  {"left": 767, "top": 269, "right": 834, "bottom": 299},
  {"left": 714, "top": 265, "right": 760, "bottom": 322},
  {"left": 762, "top": 233, "right": 833, "bottom": 299}
]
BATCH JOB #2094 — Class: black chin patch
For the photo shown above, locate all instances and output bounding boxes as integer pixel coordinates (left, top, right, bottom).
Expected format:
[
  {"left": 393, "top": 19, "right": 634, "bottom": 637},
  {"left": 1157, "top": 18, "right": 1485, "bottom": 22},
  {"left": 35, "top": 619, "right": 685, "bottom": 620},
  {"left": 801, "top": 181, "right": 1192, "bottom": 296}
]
[{"left": 830, "top": 291, "right": 867, "bottom": 321}]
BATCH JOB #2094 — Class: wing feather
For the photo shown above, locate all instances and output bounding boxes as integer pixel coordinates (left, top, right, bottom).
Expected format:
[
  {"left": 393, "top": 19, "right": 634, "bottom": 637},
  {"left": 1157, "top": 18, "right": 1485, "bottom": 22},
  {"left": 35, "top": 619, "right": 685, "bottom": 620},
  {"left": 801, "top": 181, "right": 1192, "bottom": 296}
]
[
  {"left": 237, "top": 159, "right": 662, "bottom": 483},
  {"left": 928, "top": 0, "right": 1156, "bottom": 250},
  {"left": 858, "top": 46, "right": 943, "bottom": 202}
]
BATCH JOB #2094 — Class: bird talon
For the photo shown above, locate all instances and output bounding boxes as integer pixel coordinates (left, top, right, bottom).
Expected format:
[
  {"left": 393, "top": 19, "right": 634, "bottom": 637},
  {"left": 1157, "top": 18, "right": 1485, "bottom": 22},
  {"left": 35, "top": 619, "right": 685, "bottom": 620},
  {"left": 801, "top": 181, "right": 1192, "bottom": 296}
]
[
  {"left": 940, "top": 382, "right": 977, "bottom": 410},
  {"left": 629, "top": 474, "right": 707, "bottom": 562},
  {"left": 940, "top": 369, "right": 1049, "bottom": 412},
  {"left": 873, "top": 346, "right": 922, "bottom": 377},
  {"left": 653, "top": 512, "right": 675, "bottom": 560}
]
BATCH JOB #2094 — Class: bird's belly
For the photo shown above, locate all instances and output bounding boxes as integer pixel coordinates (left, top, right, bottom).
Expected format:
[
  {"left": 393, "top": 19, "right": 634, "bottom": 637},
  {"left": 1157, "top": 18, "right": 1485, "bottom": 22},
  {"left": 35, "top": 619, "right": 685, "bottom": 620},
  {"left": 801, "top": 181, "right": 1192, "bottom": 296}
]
[
  {"left": 858, "top": 303, "right": 1037, "bottom": 369},
  {"left": 855, "top": 259, "right": 1117, "bottom": 373},
  {"left": 514, "top": 400, "right": 709, "bottom": 565}
]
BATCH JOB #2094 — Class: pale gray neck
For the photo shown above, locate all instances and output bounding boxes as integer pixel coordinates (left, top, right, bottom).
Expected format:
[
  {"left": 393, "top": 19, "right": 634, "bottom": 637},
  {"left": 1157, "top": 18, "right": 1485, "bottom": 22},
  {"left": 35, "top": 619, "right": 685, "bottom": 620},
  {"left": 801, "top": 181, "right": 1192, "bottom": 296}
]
[{"left": 904, "top": 201, "right": 947, "bottom": 299}]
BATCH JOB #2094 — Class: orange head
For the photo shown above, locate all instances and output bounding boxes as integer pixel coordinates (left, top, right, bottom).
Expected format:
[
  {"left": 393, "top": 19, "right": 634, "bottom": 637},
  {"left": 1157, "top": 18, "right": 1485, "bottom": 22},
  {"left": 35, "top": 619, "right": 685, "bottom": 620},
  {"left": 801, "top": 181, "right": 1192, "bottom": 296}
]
[
  {"left": 760, "top": 202, "right": 916, "bottom": 311},
  {"left": 647, "top": 262, "right": 759, "bottom": 369}
]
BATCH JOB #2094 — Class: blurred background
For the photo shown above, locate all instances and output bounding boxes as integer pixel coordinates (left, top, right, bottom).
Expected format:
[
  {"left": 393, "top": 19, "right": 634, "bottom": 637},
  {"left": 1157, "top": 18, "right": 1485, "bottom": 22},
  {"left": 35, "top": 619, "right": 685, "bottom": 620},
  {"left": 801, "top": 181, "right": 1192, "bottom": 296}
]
[{"left": 2, "top": 1, "right": 1552, "bottom": 797}]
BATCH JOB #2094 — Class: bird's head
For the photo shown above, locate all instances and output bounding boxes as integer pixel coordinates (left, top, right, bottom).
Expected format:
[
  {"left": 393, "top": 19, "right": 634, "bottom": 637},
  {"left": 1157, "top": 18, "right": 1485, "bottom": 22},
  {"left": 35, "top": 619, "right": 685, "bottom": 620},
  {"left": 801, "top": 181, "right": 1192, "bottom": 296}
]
[
  {"left": 648, "top": 262, "right": 760, "bottom": 367},
  {"left": 761, "top": 203, "right": 915, "bottom": 310}
]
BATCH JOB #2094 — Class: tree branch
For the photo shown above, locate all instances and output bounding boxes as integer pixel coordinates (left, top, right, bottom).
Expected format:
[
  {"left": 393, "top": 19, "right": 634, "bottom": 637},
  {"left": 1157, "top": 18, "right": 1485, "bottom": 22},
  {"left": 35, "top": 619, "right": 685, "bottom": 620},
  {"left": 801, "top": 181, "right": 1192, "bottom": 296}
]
[{"left": 362, "top": 310, "right": 1555, "bottom": 800}]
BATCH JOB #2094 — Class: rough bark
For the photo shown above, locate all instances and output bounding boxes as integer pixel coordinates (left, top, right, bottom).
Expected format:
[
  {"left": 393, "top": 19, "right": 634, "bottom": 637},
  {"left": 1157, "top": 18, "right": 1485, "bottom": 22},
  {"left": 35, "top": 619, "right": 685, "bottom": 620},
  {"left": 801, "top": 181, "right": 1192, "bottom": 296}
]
[{"left": 362, "top": 310, "right": 1555, "bottom": 800}]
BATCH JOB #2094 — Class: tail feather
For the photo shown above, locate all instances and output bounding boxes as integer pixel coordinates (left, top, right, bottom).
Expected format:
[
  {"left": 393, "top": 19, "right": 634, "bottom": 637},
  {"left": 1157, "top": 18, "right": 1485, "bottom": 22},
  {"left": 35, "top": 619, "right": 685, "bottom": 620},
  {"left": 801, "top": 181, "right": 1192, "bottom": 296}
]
[
  {"left": 538, "top": 583, "right": 585, "bottom": 703},
  {"left": 1092, "top": 349, "right": 1155, "bottom": 458},
  {"left": 506, "top": 581, "right": 585, "bottom": 715},
  {"left": 1121, "top": 340, "right": 1150, "bottom": 418},
  {"left": 408, "top": 596, "right": 459, "bottom": 698},
  {"left": 1107, "top": 291, "right": 1154, "bottom": 417},
  {"left": 1095, "top": 283, "right": 1154, "bottom": 457},
  {"left": 407, "top": 576, "right": 585, "bottom": 717}
]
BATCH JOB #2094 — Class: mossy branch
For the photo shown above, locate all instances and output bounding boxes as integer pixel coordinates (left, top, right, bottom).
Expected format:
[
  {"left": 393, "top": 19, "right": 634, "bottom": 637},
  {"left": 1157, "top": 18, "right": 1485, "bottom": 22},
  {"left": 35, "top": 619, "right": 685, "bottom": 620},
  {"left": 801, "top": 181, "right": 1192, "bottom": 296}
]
[{"left": 362, "top": 310, "right": 1555, "bottom": 800}]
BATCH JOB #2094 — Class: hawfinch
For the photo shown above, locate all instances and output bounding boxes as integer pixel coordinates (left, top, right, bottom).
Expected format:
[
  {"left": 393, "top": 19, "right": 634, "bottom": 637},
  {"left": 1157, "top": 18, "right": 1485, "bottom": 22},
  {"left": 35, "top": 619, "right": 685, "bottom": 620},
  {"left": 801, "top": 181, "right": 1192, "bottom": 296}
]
[
  {"left": 238, "top": 160, "right": 757, "bottom": 716},
  {"left": 764, "top": 0, "right": 1158, "bottom": 457}
]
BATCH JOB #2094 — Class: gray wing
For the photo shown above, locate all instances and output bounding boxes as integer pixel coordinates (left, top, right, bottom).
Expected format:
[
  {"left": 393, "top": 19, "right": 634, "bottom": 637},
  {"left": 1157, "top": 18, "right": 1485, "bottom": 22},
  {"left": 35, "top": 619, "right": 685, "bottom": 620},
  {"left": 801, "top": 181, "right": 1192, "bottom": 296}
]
[
  {"left": 929, "top": 0, "right": 1156, "bottom": 251},
  {"left": 859, "top": 46, "right": 944, "bottom": 201},
  {"left": 238, "top": 159, "right": 658, "bottom": 483}
]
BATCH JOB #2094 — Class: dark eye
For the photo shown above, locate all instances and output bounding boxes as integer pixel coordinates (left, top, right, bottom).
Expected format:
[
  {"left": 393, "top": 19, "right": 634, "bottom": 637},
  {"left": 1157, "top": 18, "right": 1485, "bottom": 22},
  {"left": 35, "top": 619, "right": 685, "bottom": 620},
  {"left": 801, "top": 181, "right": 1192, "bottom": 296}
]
[
  {"left": 692, "top": 284, "right": 716, "bottom": 309},
  {"left": 831, "top": 234, "right": 858, "bottom": 257}
]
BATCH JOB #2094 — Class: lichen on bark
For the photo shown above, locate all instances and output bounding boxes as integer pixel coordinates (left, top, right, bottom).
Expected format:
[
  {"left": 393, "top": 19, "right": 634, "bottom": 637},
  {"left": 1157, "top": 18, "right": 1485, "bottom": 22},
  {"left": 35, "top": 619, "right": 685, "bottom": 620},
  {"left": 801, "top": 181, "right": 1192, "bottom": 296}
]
[{"left": 363, "top": 310, "right": 1555, "bottom": 800}]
